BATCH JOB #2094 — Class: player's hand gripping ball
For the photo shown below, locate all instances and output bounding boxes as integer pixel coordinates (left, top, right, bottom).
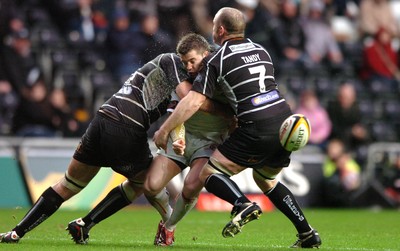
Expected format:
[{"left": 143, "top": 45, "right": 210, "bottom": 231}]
[{"left": 279, "top": 114, "right": 311, "bottom": 151}]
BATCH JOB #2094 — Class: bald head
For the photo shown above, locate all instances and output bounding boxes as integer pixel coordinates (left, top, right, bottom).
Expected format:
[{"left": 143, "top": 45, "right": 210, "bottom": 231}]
[{"left": 213, "top": 7, "right": 246, "bottom": 45}]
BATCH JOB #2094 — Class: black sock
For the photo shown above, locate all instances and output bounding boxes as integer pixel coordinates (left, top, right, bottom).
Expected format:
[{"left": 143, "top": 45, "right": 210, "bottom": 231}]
[
  {"left": 266, "top": 182, "right": 311, "bottom": 233},
  {"left": 13, "top": 187, "right": 64, "bottom": 237},
  {"left": 204, "top": 173, "right": 250, "bottom": 205},
  {"left": 82, "top": 185, "right": 131, "bottom": 229}
]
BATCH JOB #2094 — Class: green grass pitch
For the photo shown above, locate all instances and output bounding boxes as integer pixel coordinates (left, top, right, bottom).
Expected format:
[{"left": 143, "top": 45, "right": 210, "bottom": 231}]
[{"left": 0, "top": 207, "right": 399, "bottom": 250}]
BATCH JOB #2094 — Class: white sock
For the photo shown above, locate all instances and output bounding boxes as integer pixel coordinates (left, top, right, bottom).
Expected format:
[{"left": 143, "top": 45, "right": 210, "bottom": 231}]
[
  {"left": 165, "top": 193, "right": 198, "bottom": 231},
  {"left": 146, "top": 188, "right": 172, "bottom": 222}
]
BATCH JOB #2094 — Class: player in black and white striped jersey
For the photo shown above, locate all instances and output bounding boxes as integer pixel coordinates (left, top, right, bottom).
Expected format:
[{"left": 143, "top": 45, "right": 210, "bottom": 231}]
[
  {"left": 0, "top": 36, "right": 221, "bottom": 244},
  {"left": 67, "top": 33, "right": 232, "bottom": 246},
  {"left": 153, "top": 7, "right": 321, "bottom": 248}
]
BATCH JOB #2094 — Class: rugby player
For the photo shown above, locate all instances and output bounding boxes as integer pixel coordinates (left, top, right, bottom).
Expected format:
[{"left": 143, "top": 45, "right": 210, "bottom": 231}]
[{"left": 153, "top": 7, "right": 322, "bottom": 248}]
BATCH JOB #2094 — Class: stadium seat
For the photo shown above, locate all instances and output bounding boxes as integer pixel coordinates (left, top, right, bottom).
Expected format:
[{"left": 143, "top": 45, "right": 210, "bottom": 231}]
[
  {"left": 367, "top": 79, "right": 393, "bottom": 97},
  {"left": 358, "top": 102, "right": 373, "bottom": 123},
  {"left": 78, "top": 49, "right": 107, "bottom": 70},
  {"left": 383, "top": 99, "right": 400, "bottom": 120},
  {"left": 286, "top": 75, "right": 305, "bottom": 94},
  {"left": 370, "top": 121, "right": 398, "bottom": 142},
  {"left": 52, "top": 69, "right": 86, "bottom": 110},
  {"left": 35, "top": 24, "right": 64, "bottom": 48},
  {"left": 51, "top": 49, "right": 79, "bottom": 69},
  {"left": 314, "top": 76, "right": 334, "bottom": 98},
  {"left": 89, "top": 70, "right": 117, "bottom": 92}
]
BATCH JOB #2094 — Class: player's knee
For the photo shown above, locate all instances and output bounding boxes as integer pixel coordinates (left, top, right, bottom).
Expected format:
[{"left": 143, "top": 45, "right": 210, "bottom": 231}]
[
  {"left": 200, "top": 157, "right": 232, "bottom": 183},
  {"left": 199, "top": 162, "right": 214, "bottom": 184},
  {"left": 252, "top": 169, "right": 279, "bottom": 192},
  {"left": 121, "top": 180, "right": 141, "bottom": 201},
  {"left": 143, "top": 178, "right": 162, "bottom": 197}
]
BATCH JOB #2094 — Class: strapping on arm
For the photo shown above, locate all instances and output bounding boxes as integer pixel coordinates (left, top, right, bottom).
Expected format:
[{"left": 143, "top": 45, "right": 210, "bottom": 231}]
[{"left": 169, "top": 123, "right": 185, "bottom": 142}]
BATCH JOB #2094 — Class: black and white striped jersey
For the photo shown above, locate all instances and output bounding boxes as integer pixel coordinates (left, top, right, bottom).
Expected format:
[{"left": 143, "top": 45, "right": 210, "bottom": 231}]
[
  {"left": 100, "top": 53, "right": 189, "bottom": 130},
  {"left": 192, "top": 38, "right": 288, "bottom": 122}
]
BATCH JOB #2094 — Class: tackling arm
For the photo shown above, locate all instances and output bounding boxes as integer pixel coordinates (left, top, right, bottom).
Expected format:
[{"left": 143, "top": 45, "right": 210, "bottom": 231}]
[
  {"left": 175, "top": 81, "right": 233, "bottom": 119},
  {"left": 153, "top": 90, "right": 206, "bottom": 150}
]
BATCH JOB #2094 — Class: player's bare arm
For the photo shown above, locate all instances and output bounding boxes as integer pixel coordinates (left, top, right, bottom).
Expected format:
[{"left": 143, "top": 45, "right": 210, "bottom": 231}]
[
  {"left": 153, "top": 90, "right": 206, "bottom": 150},
  {"left": 175, "top": 81, "right": 232, "bottom": 119}
]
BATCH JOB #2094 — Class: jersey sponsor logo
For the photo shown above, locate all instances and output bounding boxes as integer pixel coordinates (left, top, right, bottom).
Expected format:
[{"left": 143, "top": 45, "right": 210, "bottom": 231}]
[
  {"left": 194, "top": 74, "right": 203, "bottom": 83},
  {"left": 229, "top": 43, "right": 255, "bottom": 52},
  {"left": 251, "top": 90, "right": 279, "bottom": 106}
]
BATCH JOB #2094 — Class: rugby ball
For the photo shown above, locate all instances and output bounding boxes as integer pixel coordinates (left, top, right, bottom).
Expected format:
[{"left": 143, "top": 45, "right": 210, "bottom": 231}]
[{"left": 279, "top": 114, "right": 311, "bottom": 151}]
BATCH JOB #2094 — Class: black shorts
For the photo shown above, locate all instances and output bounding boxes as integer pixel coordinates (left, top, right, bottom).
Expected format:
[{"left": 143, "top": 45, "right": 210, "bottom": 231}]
[
  {"left": 73, "top": 112, "right": 153, "bottom": 179},
  {"left": 218, "top": 111, "right": 292, "bottom": 169}
]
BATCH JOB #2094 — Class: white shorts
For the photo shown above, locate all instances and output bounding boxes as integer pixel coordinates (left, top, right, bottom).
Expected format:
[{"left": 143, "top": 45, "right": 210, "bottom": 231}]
[{"left": 158, "top": 130, "right": 226, "bottom": 167}]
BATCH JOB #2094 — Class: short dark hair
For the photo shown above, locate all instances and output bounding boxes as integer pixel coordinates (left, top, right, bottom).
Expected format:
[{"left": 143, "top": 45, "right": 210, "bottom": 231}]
[{"left": 176, "top": 33, "right": 210, "bottom": 56}]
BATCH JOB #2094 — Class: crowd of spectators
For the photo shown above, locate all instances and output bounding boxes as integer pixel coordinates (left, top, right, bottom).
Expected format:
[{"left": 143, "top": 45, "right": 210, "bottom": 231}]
[{"left": 0, "top": 0, "right": 399, "bottom": 168}]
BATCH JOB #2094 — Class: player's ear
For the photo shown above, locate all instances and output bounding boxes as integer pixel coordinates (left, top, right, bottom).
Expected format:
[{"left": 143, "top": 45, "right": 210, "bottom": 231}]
[
  {"left": 203, "top": 51, "right": 209, "bottom": 57},
  {"left": 218, "top": 25, "right": 226, "bottom": 36}
]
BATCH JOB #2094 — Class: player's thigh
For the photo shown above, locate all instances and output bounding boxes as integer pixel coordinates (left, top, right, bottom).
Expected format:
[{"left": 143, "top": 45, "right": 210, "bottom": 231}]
[
  {"left": 127, "top": 169, "right": 148, "bottom": 188},
  {"left": 144, "top": 155, "right": 181, "bottom": 194},
  {"left": 67, "top": 158, "right": 101, "bottom": 183},
  {"left": 210, "top": 149, "right": 247, "bottom": 174},
  {"left": 199, "top": 149, "right": 246, "bottom": 182},
  {"left": 53, "top": 158, "right": 100, "bottom": 199}
]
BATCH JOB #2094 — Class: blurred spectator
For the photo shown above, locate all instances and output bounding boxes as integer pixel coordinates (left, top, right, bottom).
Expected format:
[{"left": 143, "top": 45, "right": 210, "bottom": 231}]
[
  {"left": 50, "top": 87, "right": 89, "bottom": 137},
  {"left": 233, "top": 0, "right": 275, "bottom": 55},
  {"left": 157, "top": 0, "right": 192, "bottom": 44},
  {"left": 190, "top": 0, "right": 277, "bottom": 45},
  {"left": 322, "top": 138, "right": 362, "bottom": 207},
  {"left": 0, "top": 28, "right": 38, "bottom": 94},
  {"left": 301, "top": 0, "right": 346, "bottom": 75},
  {"left": 190, "top": 0, "right": 215, "bottom": 40},
  {"left": 259, "top": 0, "right": 280, "bottom": 16},
  {"left": 359, "top": 27, "right": 400, "bottom": 92},
  {"left": 64, "top": 0, "right": 108, "bottom": 47},
  {"left": 0, "top": 0, "right": 23, "bottom": 41},
  {"left": 358, "top": 0, "right": 399, "bottom": 39},
  {"left": 325, "top": 0, "right": 360, "bottom": 17},
  {"left": 105, "top": 8, "right": 140, "bottom": 83},
  {"left": 190, "top": 0, "right": 232, "bottom": 41},
  {"left": 327, "top": 82, "right": 370, "bottom": 154},
  {"left": 11, "top": 68, "right": 80, "bottom": 137},
  {"left": 294, "top": 89, "right": 332, "bottom": 150},
  {"left": 269, "top": 0, "right": 308, "bottom": 76},
  {"left": 0, "top": 79, "right": 19, "bottom": 135},
  {"left": 131, "top": 11, "right": 174, "bottom": 66}
]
